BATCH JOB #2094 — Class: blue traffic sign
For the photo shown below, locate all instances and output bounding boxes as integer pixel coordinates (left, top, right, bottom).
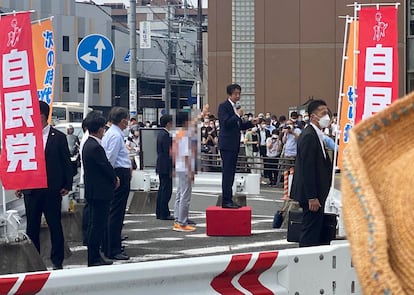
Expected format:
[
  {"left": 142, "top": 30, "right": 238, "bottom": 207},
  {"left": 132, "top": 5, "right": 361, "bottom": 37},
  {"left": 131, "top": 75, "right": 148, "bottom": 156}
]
[
  {"left": 124, "top": 50, "right": 131, "bottom": 63},
  {"left": 76, "top": 34, "right": 114, "bottom": 73}
]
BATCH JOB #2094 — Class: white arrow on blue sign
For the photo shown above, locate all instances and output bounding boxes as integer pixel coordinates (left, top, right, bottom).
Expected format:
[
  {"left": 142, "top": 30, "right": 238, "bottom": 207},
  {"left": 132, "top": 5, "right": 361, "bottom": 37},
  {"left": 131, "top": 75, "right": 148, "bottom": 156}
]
[
  {"left": 124, "top": 50, "right": 131, "bottom": 63},
  {"left": 76, "top": 34, "right": 114, "bottom": 73}
]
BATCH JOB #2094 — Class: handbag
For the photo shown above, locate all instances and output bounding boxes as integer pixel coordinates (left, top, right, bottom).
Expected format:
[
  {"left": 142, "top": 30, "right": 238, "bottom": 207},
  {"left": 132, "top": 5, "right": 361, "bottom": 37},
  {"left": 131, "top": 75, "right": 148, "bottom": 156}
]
[
  {"left": 272, "top": 210, "right": 285, "bottom": 228},
  {"left": 287, "top": 210, "right": 337, "bottom": 243}
]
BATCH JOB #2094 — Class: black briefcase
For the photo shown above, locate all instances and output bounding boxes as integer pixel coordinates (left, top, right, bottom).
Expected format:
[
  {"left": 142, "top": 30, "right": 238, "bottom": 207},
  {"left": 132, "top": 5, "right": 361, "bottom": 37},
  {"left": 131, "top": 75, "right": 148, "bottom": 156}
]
[
  {"left": 287, "top": 211, "right": 337, "bottom": 243},
  {"left": 287, "top": 211, "right": 302, "bottom": 242}
]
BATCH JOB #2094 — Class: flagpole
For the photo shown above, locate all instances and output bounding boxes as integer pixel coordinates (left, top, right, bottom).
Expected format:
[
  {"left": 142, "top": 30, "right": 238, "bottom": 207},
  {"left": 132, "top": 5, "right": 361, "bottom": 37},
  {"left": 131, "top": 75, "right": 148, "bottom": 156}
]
[
  {"left": 2, "top": 185, "right": 6, "bottom": 239},
  {"left": 0, "top": 10, "right": 35, "bottom": 17},
  {"left": 31, "top": 16, "right": 54, "bottom": 24},
  {"left": 330, "top": 15, "right": 353, "bottom": 190},
  {"left": 352, "top": 2, "right": 359, "bottom": 124}
]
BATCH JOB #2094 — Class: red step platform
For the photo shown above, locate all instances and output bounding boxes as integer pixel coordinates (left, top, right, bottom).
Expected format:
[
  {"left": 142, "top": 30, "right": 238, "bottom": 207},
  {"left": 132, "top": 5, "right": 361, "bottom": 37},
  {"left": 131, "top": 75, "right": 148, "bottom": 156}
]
[{"left": 206, "top": 206, "right": 252, "bottom": 236}]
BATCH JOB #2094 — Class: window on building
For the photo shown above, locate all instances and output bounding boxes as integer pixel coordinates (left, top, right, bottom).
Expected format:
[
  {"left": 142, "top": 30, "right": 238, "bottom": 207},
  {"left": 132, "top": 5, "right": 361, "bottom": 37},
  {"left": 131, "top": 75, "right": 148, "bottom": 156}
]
[
  {"left": 93, "top": 78, "right": 99, "bottom": 94},
  {"left": 78, "top": 77, "right": 85, "bottom": 93},
  {"left": 78, "top": 37, "right": 83, "bottom": 44},
  {"left": 63, "top": 36, "right": 69, "bottom": 52},
  {"left": 410, "top": 1, "right": 414, "bottom": 35},
  {"left": 408, "top": 72, "right": 414, "bottom": 93},
  {"left": 63, "top": 77, "right": 70, "bottom": 92}
]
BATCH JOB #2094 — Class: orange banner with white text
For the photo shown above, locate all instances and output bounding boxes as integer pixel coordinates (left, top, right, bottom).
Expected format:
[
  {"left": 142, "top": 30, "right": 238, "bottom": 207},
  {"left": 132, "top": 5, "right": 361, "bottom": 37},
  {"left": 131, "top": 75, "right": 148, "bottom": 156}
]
[
  {"left": 31, "top": 18, "right": 55, "bottom": 108},
  {"left": 337, "top": 20, "right": 358, "bottom": 169},
  {"left": 0, "top": 12, "right": 47, "bottom": 189}
]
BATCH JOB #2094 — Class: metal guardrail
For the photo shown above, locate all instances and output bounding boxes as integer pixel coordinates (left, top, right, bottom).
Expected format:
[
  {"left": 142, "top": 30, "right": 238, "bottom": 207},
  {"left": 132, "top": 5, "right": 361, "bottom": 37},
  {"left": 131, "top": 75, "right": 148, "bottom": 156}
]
[{"left": 199, "top": 152, "right": 295, "bottom": 173}]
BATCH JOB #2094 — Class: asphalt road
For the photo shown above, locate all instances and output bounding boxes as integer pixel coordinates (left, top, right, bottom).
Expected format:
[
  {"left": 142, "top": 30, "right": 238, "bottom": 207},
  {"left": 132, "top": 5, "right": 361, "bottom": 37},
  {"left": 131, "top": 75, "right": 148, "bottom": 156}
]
[{"left": 62, "top": 184, "right": 299, "bottom": 269}]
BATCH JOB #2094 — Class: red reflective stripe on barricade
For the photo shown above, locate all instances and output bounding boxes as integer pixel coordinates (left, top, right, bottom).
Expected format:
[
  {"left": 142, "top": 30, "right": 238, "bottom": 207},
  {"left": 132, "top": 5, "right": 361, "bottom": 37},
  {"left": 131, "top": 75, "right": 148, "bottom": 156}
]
[
  {"left": 238, "top": 251, "right": 278, "bottom": 295},
  {"left": 0, "top": 277, "right": 18, "bottom": 295},
  {"left": 210, "top": 254, "right": 252, "bottom": 295},
  {"left": 14, "top": 273, "right": 50, "bottom": 295}
]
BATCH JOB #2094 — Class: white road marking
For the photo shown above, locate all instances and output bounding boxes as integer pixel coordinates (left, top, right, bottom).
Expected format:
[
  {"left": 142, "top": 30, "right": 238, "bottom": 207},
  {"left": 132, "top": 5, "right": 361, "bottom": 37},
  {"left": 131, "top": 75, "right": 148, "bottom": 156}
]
[
  {"left": 251, "top": 229, "right": 287, "bottom": 234},
  {"left": 123, "top": 240, "right": 151, "bottom": 245},
  {"left": 154, "top": 237, "right": 183, "bottom": 241}
]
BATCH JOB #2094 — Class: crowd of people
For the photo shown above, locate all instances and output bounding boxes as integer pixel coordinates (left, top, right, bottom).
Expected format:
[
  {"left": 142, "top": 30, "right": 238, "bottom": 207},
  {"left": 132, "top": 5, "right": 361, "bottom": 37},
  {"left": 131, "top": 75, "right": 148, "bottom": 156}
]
[{"left": 199, "top": 105, "right": 339, "bottom": 187}]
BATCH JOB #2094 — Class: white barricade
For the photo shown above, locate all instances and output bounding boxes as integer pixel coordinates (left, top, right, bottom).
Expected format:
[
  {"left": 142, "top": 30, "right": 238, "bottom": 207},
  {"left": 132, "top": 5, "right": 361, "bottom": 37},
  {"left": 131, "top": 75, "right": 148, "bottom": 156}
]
[
  {"left": 131, "top": 170, "right": 260, "bottom": 195},
  {"left": 0, "top": 242, "right": 361, "bottom": 295}
]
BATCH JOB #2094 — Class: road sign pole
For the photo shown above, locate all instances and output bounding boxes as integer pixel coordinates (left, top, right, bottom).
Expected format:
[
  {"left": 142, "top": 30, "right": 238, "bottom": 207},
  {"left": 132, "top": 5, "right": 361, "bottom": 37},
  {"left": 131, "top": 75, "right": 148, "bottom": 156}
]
[
  {"left": 83, "top": 71, "right": 91, "bottom": 119},
  {"left": 129, "top": 0, "right": 137, "bottom": 118}
]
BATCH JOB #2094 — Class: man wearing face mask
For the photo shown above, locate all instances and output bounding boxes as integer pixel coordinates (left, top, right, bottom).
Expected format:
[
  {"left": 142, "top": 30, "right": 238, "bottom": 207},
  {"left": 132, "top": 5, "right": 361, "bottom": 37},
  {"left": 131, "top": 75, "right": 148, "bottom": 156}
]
[
  {"left": 218, "top": 83, "right": 256, "bottom": 209},
  {"left": 290, "top": 100, "right": 333, "bottom": 247}
]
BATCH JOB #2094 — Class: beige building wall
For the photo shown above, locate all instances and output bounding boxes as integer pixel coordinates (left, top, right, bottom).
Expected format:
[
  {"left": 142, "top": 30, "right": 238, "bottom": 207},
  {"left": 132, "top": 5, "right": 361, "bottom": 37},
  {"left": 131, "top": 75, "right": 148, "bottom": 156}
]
[{"left": 208, "top": 0, "right": 406, "bottom": 117}]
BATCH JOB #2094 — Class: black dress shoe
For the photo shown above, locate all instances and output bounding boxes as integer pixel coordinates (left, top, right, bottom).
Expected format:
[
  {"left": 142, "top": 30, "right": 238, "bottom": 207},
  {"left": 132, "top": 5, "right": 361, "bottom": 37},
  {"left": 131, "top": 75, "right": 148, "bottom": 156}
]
[
  {"left": 99, "top": 255, "right": 114, "bottom": 265},
  {"left": 159, "top": 216, "right": 175, "bottom": 220},
  {"left": 52, "top": 264, "right": 63, "bottom": 270},
  {"left": 110, "top": 253, "right": 130, "bottom": 260},
  {"left": 222, "top": 203, "right": 241, "bottom": 209}
]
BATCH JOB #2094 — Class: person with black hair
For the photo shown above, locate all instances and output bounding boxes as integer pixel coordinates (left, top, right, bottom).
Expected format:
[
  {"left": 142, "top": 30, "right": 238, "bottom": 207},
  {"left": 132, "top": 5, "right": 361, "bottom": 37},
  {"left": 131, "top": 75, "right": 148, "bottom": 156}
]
[
  {"left": 82, "top": 115, "right": 120, "bottom": 266},
  {"left": 218, "top": 83, "right": 256, "bottom": 209},
  {"left": 16, "top": 101, "right": 73, "bottom": 270},
  {"left": 156, "top": 114, "right": 174, "bottom": 220},
  {"left": 102, "top": 107, "right": 131, "bottom": 260},
  {"left": 80, "top": 111, "right": 106, "bottom": 247},
  {"left": 290, "top": 99, "right": 333, "bottom": 247}
]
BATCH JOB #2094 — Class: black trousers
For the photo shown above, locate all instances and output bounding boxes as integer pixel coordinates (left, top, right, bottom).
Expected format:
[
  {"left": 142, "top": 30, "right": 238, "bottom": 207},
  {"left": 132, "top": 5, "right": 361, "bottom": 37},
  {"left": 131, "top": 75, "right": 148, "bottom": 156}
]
[
  {"left": 24, "top": 189, "right": 64, "bottom": 267},
  {"left": 220, "top": 149, "right": 238, "bottom": 206},
  {"left": 259, "top": 146, "right": 269, "bottom": 178},
  {"left": 87, "top": 199, "right": 110, "bottom": 265},
  {"left": 299, "top": 203, "right": 325, "bottom": 247},
  {"left": 82, "top": 200, "right": 89, "bottom": 245},
  {"left": 104, "top": 168, "right": 131, "bottom": 257},
  {"left": 156, "top": 173, "right": 172, "bottom": 219},
  {"left": 267, "top": 157, "right": 279, "bottom": 184}
]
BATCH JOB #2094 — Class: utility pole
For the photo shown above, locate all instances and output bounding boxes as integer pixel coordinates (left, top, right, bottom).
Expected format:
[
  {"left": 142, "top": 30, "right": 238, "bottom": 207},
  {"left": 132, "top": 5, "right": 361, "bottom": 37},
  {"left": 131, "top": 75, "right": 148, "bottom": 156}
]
[
  {"left": 165, "top": 1, "right": 172, "bottom": 115},
  {"left": 129, "top": 0, "right": 137, "bottom": 118},
  {"left": 197, "top": 0, "right": 203, "bottom": 80}
]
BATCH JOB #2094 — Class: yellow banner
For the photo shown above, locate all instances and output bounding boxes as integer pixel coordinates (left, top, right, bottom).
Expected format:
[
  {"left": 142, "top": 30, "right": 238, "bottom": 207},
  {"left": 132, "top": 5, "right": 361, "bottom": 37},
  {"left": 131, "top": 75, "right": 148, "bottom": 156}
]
[
  {"left": 337, "top": 20, "right": 358, "bottom": 169},
  {"left": 31, "top": 19, "right": 55, "bottom": 110}
]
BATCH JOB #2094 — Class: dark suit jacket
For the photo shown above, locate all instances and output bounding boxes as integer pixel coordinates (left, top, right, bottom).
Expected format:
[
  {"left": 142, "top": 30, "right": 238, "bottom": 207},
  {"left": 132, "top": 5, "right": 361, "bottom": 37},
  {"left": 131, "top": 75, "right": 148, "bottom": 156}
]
[
  {"left": 218, "top": 99, "right": 253, "bottom": 152},
  {"left": 290, "top": 125, "right": 332, "bottom": 205},
  {"left": 24, "top": 126, "right": 73, "bottom": 194},
  {"left": 156, "top": 129, "right": 172, "bottom": 175},
  {"left": 258, "top": 129, "right": 271, "bottom": 144},
  {"left": 82, "top": 137, "right": 117, "bottom": 201}
]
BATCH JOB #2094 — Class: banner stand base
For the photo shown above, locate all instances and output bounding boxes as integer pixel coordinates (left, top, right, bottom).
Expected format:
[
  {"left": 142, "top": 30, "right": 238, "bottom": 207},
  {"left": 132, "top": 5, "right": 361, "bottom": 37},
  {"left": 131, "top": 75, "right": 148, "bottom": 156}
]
[{"left": 0, "top": 239, "right": 46, "bottom": 275}]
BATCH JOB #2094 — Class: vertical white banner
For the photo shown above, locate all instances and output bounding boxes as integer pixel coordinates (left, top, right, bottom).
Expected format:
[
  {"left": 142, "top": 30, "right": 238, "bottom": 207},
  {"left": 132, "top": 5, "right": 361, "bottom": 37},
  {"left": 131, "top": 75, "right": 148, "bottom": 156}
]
[
  {"left": 129, "top": 77, "right": 137, "bottom": 116},
  {"left": 140, "top": 21, "right": 151, "bottom": 49}
]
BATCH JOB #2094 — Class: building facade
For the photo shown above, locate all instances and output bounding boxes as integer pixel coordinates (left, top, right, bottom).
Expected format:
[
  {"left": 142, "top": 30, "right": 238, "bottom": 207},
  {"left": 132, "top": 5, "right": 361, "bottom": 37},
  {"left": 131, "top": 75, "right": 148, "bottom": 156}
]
[{"left": 208, "top": 0, "right": 407, "bottom": 117}]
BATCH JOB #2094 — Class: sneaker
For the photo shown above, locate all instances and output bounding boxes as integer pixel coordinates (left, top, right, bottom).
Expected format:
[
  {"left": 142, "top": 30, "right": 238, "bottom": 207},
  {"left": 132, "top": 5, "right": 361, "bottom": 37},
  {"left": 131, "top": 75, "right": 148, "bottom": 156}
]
[
  {"left": 173, "top": 222, "right": 181, "bottom": 230},
  {"left": 187, "top": 219, "right": 197, "bottom": 225},
  {"left": 173, "top": 224, "right": 196, "bottom": 232}
]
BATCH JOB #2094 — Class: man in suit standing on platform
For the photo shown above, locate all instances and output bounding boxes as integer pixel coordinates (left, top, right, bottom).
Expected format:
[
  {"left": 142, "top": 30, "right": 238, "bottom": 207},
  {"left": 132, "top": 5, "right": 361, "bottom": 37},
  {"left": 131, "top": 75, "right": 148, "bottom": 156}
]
[
  {"left": 218, "top": 84, "right": 255, "bottom": 209},
  {"left": 16, "top": 101, "right": 73, "bottom": 270},
  {"left": 82, "top": 115, "right": 119, "bottom": 266},
  {"left": 290, "top": 99, "right": 333, "bottom": 247}
]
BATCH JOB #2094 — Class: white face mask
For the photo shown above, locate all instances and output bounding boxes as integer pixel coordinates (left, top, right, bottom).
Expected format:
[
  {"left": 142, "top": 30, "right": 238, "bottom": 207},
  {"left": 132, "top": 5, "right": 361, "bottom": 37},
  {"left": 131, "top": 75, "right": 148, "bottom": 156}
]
[{"left": 318, "top": 114, "right": 331, "bottom": 128}]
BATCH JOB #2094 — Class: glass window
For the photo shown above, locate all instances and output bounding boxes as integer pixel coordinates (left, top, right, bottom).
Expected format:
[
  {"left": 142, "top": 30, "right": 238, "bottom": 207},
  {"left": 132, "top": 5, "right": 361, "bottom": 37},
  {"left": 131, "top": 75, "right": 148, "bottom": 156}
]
[
  {"left": 52, "top": 107, "right": 67, "bottom": 121},
  {"left": 63, "top": 36, "right": 69, "bottom": 52},
  {"left": 69, "top": 111, "right": 84, "bottom": 122},
  {"left": 62, "top": 77, "right": 69, "bottom": 92},
  {"left": 93, "top": 78, "right": 99, "bottom": 94},
  {"left": 78, "top": 77, "right": 85, "bottom": 93}
]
